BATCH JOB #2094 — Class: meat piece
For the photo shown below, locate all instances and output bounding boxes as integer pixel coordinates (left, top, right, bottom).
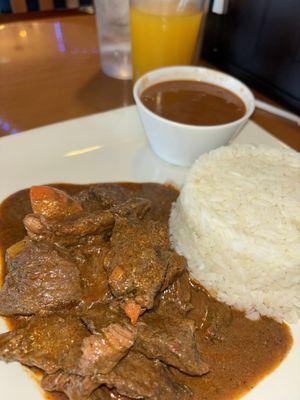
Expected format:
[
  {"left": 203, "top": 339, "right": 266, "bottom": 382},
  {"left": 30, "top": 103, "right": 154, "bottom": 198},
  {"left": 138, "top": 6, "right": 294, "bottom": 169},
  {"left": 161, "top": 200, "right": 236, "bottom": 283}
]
[
  {"left": 70, "top": 235, "right": 110, "bottom": 260},
  {"left": 0, "top": 241, "right": 82, "bottom": 316},
  {"left": 30, "top": 186, "right": 82, "bottom": 218},
  {"left": 187, "top": 285, "right": 232, "bottom": 341},
  {"left": 114, "top": 198, "right": 151, "bottom": 220},
  {"left": 158, "top": 250, "right": 186, "bottom": 291},
  {"left": 96, "top": 351, "right": 192, "bottom": 400},
  {"left": 79, "top": 253, "right": 112, "bottom": 306},
  {"left": 0, "top": 314, "right": 89, "bottom": 374},
  {"left": 135, "top": 313, "right": 209, "bottom": 376},
  {"left": 42, "top": 372, "right": 99, "bottom": 400},
  {"left": 75, "top": 183, "right": 178, "bottom": 224},
  {"left": 110, "top": 217, "right": 169, "bottom": 250},
  {"left": 157, "top": 272, "right": 193, "bottom": 316},
  {"left": 79, "top": 323, "right": 135, "bottom": 375},
  {"left": 203, "top": 300, "right": 232, "bottom": 341},
  {"left": 42, "top": 351, "right": 191, "bottom": 400},
  {"left": 105, "top": 219, "right": 171, "bottom": 313},
  {"left": 79, "top": 303, "right": 135, "bottom": 375},
  {"left": 24, "top": 198, "right": 150, "bottom": 246},
  {"left": 23, "top": 210, "right": 115, "bottom": 246},
  {"left": 74, "top": 184, "right": 134, "bottom": 212},
  {"left": 81, "top": 302, "right": 129, "bottom": 334}
]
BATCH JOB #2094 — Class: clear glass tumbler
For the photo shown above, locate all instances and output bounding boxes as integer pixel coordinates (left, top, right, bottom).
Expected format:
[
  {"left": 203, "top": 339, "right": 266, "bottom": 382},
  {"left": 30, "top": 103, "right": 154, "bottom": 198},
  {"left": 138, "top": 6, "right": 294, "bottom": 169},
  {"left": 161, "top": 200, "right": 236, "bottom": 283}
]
[
  {"left": 130, "top": 0, "right": 207, "bottom": 80},
  {"left": 94, "top": 0, "right": 133, "bottom": 80}
]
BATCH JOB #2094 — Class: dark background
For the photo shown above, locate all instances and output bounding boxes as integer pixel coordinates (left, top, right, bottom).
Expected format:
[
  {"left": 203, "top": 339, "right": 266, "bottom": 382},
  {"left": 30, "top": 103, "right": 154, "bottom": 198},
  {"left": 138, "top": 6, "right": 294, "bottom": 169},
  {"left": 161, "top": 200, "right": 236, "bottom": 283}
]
[{"left": 202, "top": 0, "right": 300, "bottom": 113}]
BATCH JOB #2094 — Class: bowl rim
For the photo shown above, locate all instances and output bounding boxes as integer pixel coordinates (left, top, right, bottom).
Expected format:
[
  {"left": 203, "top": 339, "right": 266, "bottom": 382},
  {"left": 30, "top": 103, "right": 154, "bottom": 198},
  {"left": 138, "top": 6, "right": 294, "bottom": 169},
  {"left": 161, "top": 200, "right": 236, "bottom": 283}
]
[{"left": 133, "top": 65, "right": 255, "bottom": 131}]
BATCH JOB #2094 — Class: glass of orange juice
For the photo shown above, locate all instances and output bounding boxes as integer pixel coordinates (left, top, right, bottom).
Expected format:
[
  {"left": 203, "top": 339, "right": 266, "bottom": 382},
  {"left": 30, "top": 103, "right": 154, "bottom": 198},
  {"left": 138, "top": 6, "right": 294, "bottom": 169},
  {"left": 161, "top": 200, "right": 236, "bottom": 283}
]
[{"left": 130, "top": 0, "right": 207, "bottom": 80}]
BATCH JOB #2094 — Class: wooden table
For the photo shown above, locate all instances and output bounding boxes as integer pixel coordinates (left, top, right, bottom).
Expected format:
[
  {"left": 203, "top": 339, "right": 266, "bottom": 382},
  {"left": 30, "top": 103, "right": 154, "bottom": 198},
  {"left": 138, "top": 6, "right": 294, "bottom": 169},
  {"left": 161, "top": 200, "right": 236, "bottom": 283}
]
[{"left": 0, "top": 12, "right": 299, "bottom": 150}]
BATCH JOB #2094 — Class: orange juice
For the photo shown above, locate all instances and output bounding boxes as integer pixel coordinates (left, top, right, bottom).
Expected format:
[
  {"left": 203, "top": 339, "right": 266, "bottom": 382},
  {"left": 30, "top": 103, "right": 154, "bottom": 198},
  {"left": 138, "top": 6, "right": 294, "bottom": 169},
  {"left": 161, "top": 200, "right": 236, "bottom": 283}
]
[{"left": 130, "top": 4, "right": 203, "bottom": 80}]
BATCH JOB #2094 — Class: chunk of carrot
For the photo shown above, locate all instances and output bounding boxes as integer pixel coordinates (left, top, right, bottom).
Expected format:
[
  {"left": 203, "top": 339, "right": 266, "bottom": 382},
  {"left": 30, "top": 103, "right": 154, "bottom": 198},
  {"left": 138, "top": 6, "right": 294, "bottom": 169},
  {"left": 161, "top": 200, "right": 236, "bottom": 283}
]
[
  {"left": 124, "top": 300, "right": 141, "bottom": 326},
  {"left": 30, "top": 186, "right": 82, "bottom": 218}
]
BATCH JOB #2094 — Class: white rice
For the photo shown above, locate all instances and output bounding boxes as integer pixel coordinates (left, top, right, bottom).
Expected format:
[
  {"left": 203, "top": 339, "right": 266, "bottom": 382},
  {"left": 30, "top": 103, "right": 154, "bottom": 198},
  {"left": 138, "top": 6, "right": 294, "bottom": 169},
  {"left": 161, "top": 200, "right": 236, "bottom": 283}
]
[{"left": 169, "top": 144, "right": 300, "bottom": 323}]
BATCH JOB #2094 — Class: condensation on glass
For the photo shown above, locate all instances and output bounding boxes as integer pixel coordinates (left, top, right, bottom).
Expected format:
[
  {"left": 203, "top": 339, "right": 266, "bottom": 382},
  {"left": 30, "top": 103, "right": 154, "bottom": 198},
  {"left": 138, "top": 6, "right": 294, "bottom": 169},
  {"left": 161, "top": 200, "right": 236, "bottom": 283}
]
[{"left": 94, "top": 0, "right": 133, "bottom": 80}]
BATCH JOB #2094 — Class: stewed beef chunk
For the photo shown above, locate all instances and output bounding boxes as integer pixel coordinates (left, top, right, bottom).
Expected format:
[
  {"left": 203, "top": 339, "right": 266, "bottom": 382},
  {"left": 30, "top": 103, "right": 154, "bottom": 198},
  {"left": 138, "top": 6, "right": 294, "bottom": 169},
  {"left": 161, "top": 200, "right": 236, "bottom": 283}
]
[
  {"left": 81, "top": 302, "right": 129, "bottom": 334},
  {"left": 0, "top": 241, "right": 82, "bottom": 316},
  {"left": 77, "top": 253, "right": 112, "bottom": 306},
  {"left": 0, "top": 302, "right": 135, "bottom": 378},
  {"left": 158, "top": 249, "right": 186, "bottom": 291},
  {"left": 79, "top": 325, "right": 135, "bottom": 375},
  {"left": 113, "top": 198, "right": 151, "bottom": 220},
  {"left": 0, "top": 314, "right": 89, "bottom": 374},
  {"left": 156, "top": 272, "right": 193, "bottom": 316},
  {"left": 80, "top": 303, "right": 135, "bottom": 374},
  {"left": 95, "top": 351, "right": 192, "bottom": 400},
  {"left": 24, "top": 210, "right": 115, "bottom": 246},
  {"left": 42, "top": 372, "right": 99, "bottom": 400},
  {"left": 105, "top": 218, "right": 183, "bottom": 323},
  {"left": 206, "top": 303, "right": 232, "bottom": 341},
  {"left": 24, "top": 197, "right": 150, "bottom": 246},
  {"left": 74, "top": 184, "right": 134, "bottom": 212},
  {"left": 42, "top": 351, "right": 192, "bottom": 400},
  {"left": 194, "top": 287, "right": 233, "bottom": 341},
  {"left": 110, "top": 216, "right": 169, "bottom": 251},
  {"left": 135, "top": 313, "right": 209, "bottom": 376}
]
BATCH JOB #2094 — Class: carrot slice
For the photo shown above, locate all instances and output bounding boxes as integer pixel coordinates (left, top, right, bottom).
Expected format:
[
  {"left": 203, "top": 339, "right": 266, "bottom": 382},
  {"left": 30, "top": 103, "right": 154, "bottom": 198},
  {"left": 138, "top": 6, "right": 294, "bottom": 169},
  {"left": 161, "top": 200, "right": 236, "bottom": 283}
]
[
  {"left": 123, "top": 300, "right": 141, "bottom": 326},
  {"left": 30, "top": 186, "right": 82, "bottom": 218}
]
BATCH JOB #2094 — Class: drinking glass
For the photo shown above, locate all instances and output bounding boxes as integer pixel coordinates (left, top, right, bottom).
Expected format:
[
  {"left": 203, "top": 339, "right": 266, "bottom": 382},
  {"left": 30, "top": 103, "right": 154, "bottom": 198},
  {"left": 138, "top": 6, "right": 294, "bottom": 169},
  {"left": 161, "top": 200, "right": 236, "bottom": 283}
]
[
  {"left": 130, "top": 0, "right": 207, "bottom": 80},
  {"left": 94, "top": 0, "right": 132, "bottom": 80}
]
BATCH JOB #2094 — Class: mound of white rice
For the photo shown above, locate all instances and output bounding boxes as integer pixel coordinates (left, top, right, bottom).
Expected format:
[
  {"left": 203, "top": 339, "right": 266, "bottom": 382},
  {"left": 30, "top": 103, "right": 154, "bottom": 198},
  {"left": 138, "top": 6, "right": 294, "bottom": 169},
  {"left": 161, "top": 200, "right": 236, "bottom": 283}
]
[{"left": 169, "top": 144, "right": 300, "bottom": 323}]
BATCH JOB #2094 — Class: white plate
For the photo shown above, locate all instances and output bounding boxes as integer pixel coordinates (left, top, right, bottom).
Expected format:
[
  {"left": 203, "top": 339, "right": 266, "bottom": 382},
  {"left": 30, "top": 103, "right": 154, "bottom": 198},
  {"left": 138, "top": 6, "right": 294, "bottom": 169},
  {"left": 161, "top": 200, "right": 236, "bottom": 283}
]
[{"left": 0, "top": 105, "right": 299, "bottom": 400}]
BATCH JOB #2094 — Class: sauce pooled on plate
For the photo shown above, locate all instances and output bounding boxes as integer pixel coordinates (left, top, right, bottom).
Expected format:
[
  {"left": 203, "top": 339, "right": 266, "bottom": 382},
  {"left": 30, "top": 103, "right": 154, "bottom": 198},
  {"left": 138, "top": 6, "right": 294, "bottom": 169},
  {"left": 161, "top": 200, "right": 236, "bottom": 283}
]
[{"left": 141, "top": 80, "right": 246, "bottom": 126}]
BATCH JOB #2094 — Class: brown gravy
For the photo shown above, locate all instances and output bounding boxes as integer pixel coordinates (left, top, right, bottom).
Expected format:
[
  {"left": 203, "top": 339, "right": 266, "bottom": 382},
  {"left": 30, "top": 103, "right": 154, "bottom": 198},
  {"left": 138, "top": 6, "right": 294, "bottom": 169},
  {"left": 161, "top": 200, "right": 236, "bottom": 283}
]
[
  {"left": 141, "top": 80, "right": 246, "bottom": 126},
  {"left": 0, "top": 183, "right": 292, "bottom": 400}
]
